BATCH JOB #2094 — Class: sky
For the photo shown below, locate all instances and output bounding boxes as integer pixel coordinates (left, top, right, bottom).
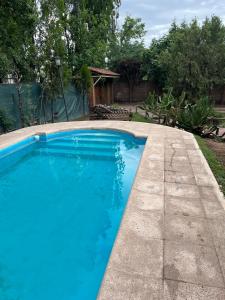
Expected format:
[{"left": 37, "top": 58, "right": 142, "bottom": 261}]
[{"left": 119, "top": 0, "right": 225, "bottom": 45}]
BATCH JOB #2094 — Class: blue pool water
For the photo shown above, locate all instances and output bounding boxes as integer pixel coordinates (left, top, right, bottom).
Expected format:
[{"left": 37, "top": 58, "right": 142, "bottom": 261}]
[{"left": 0, "top": 130, "right": 145, "bottom": 300}]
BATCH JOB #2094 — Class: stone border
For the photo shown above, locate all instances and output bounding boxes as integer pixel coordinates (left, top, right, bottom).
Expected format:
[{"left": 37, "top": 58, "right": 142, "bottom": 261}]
[{"left": 1, "top": 121, "right": 225, "bottom": 299}]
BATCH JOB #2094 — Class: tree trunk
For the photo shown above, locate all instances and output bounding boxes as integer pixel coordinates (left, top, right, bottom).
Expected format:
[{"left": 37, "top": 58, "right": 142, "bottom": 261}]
[
  {"left": 51, "top": 98, "right": 54, "bottom": 123},
  {"left": 14, "top": 72, "right": 25, "bottom": 128}
]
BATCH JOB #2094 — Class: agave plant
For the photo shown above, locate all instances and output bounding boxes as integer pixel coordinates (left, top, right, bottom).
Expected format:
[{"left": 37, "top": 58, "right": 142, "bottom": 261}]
[
  {"left": 177, "top": 97, "right": 216, "bottom": 136},
  {"left": 143, "top": 88, "right": 185, "bottom": 126}
]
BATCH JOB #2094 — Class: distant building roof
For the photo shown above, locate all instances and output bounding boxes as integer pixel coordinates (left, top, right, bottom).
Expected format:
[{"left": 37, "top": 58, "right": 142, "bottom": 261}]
[{"left": 88, "top": 67, "right": 119, "bottom": 78}]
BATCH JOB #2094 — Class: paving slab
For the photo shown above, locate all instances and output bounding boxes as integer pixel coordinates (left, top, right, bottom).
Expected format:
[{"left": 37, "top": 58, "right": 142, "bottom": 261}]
[
  {"left": 110, "top": 231, "right": 163, "bottom": 279},
  {"left": 164, "top": 215, "right": 213, "bottom": 246},
  {"left": 165, "top": 182, "right": 200, "bottom": 198},
  {"left": 0, "top": 121, "right": 225, "bottom": 299},
  {"left": 164, "top": 280, "right": 225, "bottom": 300},
  {"left": 129, "top": 189, "right": 164, "bottom": 213},
  {"left": 98, "top": 268, "right": 163, "bottom": 300},
  {"left": 164, "top": 241, "right": 224, "bottom": 288},
  {"left": 165, "top": 196, "right": 205, "bottom": 218},
  {"left": 165, "top": 171, "right": 196, "bottom": 185},
  {"left": 123, "top": 209, "right": 164, "bottom": 240}
]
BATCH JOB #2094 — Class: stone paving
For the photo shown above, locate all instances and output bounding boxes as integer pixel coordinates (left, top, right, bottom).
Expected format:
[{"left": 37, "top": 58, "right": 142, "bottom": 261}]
[{"left": 0, "top": 121, "right": 225, "bottom": 299}]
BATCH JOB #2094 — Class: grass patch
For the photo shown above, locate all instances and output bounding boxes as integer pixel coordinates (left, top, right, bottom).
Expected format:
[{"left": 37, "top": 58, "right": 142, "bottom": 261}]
[
  {"left": 131, "top": 112, "right": 151, "bottom": 123},
  {"left": 195, "top": 135, "right": 225, "bottom": 195}
]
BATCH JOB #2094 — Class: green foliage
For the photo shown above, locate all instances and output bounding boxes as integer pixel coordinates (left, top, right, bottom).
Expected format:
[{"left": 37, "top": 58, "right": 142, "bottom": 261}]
[
  {"left": 79, "top": 65, "right": 93, "bottom": 91},
  {"left": 177, "top": 97, "right": 215, "bottom": 135},
  {"left": 145, "top": 88, "right": 185, "bottom": 126},
  {"left": 109, "top": 16, "right": 146, "bottom": 67},
  {"left": 143, "top": 90, "right": 217, "bottom": 136},
  {"left": 0, "top": 108, "right": 13, "bottom": 133},
  {"left": 131, "top": 112, "right": 151, "bottom": 123},
  {"left": 144, "top": 16, "right": 225, "bottom": 100},
  {"left": 0, "top": 0, "right": 37, "bottom": 81}
]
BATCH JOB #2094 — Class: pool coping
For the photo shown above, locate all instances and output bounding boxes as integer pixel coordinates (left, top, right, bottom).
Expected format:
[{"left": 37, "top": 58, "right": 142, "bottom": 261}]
[{"left": 1, "top": 121, "right": 225, "bottom": 299}]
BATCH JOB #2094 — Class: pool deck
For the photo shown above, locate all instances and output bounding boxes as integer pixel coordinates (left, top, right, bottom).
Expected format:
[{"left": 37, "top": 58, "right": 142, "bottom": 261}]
[{"left": 1, "top": 121, "right": 225, "bottom": 299}]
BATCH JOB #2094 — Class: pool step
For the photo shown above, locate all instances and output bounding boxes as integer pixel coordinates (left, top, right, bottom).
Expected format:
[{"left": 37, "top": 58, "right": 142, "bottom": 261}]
[
  {"left": 71, "top": 133, "right": 122, "bottom": 140},
  {"left": 48, "top": 137, "right": 121, "bottom": 145},
  {"left": 40, "top": 143, "right": 118, "bottom": 154},
  {"left": 35, "top": 147, "right": 117, "bottom": 161}
]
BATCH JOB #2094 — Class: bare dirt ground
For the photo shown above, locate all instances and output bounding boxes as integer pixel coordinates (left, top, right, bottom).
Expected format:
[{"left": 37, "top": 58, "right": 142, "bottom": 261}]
[{"left": 205, "top": 139, "right": 225, "bottom": 167}]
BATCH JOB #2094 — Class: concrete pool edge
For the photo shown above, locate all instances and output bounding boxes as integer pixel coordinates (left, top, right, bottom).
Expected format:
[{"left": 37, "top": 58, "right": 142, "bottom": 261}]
[{"left": 1, "top": 121, "right": 225, "bottom": 299}]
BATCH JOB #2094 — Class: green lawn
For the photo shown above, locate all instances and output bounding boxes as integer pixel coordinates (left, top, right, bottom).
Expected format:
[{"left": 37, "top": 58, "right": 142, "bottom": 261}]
[
  {"left": 195, "top": 136, "right": 225, "bottom": 195},
  {"left": 131, "top": 112, "right": 151, "bottom": 123}
]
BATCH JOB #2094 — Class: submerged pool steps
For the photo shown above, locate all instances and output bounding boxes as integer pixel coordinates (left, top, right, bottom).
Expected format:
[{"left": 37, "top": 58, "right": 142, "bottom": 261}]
[
  {"left": 35, "top": 148, "right": 117, "bottom": 161},
  {"left": 36, "top": 134, "right": 121, "bottom": 161},
  {"left": 41, "top": 144, "right": 118, "bottom": 153},
  {"left": 49, "top": 137, "right": 121, "bottom": 145}
]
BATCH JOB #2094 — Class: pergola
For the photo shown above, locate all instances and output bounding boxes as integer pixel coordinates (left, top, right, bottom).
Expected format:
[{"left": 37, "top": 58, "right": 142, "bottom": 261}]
[{"left": 88, "top": 67, "right": 120, "bottom": 107}]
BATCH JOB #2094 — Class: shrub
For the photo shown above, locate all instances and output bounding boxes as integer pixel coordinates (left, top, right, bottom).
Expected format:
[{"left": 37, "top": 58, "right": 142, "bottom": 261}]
[
  {"left": 145, "top": 88, "right": 185, "bottom": 126},
  {"left": 177, "top": 97, "right": 215, "bottom": 135},
  {"left": 0, "top": 108, "right": 13, "bottom": 133}
]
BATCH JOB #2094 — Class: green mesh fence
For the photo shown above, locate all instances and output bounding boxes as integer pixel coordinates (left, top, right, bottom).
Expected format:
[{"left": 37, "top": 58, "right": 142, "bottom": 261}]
[{"left": 0, "top": 83, "right": 88, "bottom": 130}]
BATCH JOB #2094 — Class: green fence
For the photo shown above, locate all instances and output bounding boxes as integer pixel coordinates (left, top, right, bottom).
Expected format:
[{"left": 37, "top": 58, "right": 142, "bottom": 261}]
[{"left": 0, "top": 83, "right": 88, "bottom": 131}]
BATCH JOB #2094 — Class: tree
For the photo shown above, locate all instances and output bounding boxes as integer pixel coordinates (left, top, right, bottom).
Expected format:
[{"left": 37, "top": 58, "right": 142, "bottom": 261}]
[
  {"left": 0, "top": 0, "right": 37, "bottom": 127},
  {"left": 108, "top": 16, "right": 146, "bottom": 102},
  {"left": 109, "top": 16, "right": 146, "bottom": 67},
  {"left": 79, "top": 65, "right": 92, "bottom": 114},
  {"left": 144, "top": 17, "right": 225, "bottom": 101}
]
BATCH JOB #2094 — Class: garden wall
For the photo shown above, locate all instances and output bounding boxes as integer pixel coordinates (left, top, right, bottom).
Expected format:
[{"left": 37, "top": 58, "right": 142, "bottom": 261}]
[
  {"left": 0, "top": 83, "right": 88, "bottom": 131},
  {"left": 113, "top": 80, "right": 158, "bottom": 103},
  {"left": 113, "top": 79, "right": 225, "bottom": 106}
]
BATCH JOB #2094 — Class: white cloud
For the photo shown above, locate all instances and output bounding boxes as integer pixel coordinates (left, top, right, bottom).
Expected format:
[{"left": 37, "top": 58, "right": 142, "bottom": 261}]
[{"left": 119, "top": 0, "right": 225, "bottom": 44}]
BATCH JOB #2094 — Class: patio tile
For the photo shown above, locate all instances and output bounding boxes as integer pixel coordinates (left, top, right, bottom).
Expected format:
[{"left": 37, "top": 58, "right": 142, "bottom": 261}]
[
  {"left": 164, "top": 215, "right": 213, "bottom": 246},
  {"left": 164, "top": 280, "right": 225, "bottom": 300},
  {"left": 111, "top": 232, "right": 163, "bottom": 278},
  {"left": 123, "top": 209, "right": 163, "bottom": 240},
  {"left": 164, "top": 241, "right": 224, "bottom": 288},
  {"left": 189, "top": 154, "right": 203, "bottom": 164},
  {"left": 165, "top": 162, "right": 193, "bottom": 173},
  {"left": 129, "top": 189, "right": 164, "bottom": 212},
  {"left": 215, "top": 244, "right": 225, "bottom": 281},
  {"left": 165, "top": 149, "right": 188, "bottom": 158},
  {"left": 138, "top": 168, "right": 164, "bottom": 182},
  {"left": 209, "top": 217, "right": 225, "bottom": 247},
  {"left": 135, "top": 178, "right": 164, "bottom": 195},
  {"left": 202, "top": 197, "right": 225, "bottom": 219},
  {"left": 188, "top": 149, "right": 202, "bottom": 157},
  {"left": 195, "top": 174, "right": 214, "bottom": 187},
  {"left": 165, "top": 143, "right": 186, "bottom": 149},
  {"left": 165, "top": 171, "right": 196, "bottom": 185},
  {"left": 99, "top": 269, "right": 163, "bottom": 300},
  {"left": 146, "top": 160, "right": 164, "bottom": 171},
  {"left": 165, "top": 196, "right": 205, "bottom": 217},
  {"left": 144, "top": 149, "right": 164, "bottom": 161},
  {"left": 165, "top": 182, "right": 200, "bottom": 199},
  {"left": 185, "top": 143, "right": 199, "bottom": 150},
  {"left": 192, "top": 163, "right": 208, "bottom": 174},
  {"left": 199, "top": 186, "right": 219, "bottom": 199}
]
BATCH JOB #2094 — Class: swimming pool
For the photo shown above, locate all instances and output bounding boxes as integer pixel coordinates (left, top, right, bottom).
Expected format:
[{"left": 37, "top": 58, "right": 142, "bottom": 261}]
[{"left": 0, "top": 129, "right": 145, "bottom": 300}]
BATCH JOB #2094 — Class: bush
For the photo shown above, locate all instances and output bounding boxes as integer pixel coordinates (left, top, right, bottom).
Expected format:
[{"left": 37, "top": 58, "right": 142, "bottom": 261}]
[
  {"left": 143, "top": 91, "right": 218, "bottom": 137},
  {"left": 0, "top": 108, "right": 13, "bottom": 133},
  {"left": 145, "top": 88, "right": 185, "bottom": 126},
  {"left": 177, "top": 97, "right": 215, "bottom": 135}
]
